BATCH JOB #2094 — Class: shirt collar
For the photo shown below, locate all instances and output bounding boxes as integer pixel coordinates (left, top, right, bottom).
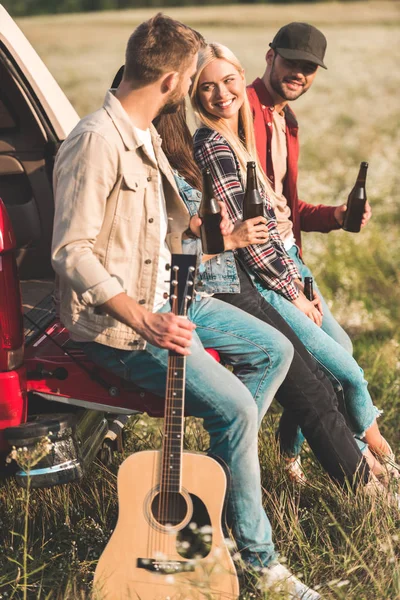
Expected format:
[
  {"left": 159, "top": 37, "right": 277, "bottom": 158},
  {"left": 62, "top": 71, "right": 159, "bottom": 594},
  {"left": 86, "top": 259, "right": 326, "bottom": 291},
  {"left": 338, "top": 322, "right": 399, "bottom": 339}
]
[
  {"left": 251, "top": 78, "right": 298, "bottom": 129},
  {"left": 102, "top": 90, "right": 163, "bottom": 152}
]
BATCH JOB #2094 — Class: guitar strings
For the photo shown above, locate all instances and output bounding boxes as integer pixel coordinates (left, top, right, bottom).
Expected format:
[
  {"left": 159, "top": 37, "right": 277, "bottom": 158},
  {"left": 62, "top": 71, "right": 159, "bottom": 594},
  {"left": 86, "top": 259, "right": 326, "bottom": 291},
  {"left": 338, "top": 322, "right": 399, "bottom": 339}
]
[{"left": 149, "top": 263, "right": 193, "bottom": 563}]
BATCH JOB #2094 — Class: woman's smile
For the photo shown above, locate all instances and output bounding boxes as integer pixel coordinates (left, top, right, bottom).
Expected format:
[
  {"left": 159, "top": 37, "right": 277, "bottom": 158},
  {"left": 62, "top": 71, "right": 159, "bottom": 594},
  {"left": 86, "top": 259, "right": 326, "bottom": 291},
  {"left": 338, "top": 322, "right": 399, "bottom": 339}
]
[{"left": 198, "top": 58, "right": 245, "bottom": 130}]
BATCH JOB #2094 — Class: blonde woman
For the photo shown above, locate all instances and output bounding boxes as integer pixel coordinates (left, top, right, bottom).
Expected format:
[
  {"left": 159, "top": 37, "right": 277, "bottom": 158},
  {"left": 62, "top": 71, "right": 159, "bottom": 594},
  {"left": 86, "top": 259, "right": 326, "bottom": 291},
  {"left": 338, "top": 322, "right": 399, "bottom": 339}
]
[{"left": 190, "top": 42, "right": 398, "bottom": 482}]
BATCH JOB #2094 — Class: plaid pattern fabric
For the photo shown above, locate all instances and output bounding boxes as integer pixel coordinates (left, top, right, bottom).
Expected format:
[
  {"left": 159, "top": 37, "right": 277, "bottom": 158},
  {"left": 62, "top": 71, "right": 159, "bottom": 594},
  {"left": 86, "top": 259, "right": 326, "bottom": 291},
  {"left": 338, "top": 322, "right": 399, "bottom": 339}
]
[{"left": 193, "top": 127, "right": 300, "bottom": 301}]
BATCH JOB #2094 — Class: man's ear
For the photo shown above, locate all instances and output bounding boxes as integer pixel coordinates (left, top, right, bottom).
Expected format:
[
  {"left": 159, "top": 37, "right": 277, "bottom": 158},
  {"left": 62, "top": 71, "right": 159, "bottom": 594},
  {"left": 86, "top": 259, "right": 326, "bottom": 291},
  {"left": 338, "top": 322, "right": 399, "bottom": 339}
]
[
  {"left": 266, "top": 48, "right": 275, "bottom": 66},
  {"left": 161, "top": 71, "right": 179, "bottom": 93}
]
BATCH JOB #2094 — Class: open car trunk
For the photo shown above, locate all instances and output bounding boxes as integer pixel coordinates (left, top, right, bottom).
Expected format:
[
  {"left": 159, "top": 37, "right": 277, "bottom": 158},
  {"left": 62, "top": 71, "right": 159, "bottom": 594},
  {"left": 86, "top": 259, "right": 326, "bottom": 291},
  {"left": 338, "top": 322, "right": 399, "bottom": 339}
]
[{"left": 0, "top": 4, "right": 79, "bottom": 302}]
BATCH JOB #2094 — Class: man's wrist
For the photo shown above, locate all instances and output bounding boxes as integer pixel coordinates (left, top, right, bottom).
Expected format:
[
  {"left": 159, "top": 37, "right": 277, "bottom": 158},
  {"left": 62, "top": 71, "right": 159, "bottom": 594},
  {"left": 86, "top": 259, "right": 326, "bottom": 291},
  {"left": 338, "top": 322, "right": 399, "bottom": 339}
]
[{"left": 183, "top": 227, "right": 198, "bottom": 240}]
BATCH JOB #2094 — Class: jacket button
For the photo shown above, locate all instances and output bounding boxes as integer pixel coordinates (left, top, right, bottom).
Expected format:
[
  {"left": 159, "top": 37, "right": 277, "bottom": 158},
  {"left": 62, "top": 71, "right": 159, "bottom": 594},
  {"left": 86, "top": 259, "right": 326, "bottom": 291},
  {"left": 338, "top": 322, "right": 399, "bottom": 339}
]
[
  {"left": 145, "top": 259, "right": 151, "bottom": 264},
  {"left": 267, "top": 122, "right": 272, "bottom": 127},
  {"left": 148, "top": 217, "right": 154, "bottom": 223},
  {"left": 147, "top": 176, "right": 152, "bottom": 182},
  {"left": 138, "top": 299, "right": 146, "bottom": 305}
]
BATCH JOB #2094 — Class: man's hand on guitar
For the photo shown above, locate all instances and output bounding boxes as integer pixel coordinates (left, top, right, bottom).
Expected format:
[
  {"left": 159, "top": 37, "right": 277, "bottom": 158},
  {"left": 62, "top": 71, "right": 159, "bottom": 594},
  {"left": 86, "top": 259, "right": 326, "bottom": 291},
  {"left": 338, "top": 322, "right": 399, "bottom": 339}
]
[
  {"left": 98, "top": 292, "right": 196, "bottom": 355},
  {"left": 139, "top": 311, "right": 196, "bottom": 354}
]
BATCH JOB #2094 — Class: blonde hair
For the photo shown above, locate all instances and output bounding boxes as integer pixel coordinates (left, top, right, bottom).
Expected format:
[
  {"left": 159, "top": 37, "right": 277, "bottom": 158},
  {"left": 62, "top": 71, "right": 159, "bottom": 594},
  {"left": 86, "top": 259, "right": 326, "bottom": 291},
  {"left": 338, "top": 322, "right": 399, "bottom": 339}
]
[{"left": 190, "top": 42, "right": 276, "bottom": 198}]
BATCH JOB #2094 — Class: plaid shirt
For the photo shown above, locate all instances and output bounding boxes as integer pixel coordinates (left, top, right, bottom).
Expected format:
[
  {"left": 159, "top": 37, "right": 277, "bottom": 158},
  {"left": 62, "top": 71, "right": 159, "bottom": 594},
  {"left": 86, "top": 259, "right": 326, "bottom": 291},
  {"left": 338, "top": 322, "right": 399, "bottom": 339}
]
[{"left": 193, "top": 127, "right": 300, "bottom": 301}]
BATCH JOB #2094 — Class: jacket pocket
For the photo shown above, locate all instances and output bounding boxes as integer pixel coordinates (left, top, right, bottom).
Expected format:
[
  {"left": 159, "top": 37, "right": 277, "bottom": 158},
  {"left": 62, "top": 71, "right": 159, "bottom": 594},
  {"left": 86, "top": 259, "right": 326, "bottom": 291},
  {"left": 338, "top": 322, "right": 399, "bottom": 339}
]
[{"left": 116, "top": 172, "right": 147, "bottom": 220}]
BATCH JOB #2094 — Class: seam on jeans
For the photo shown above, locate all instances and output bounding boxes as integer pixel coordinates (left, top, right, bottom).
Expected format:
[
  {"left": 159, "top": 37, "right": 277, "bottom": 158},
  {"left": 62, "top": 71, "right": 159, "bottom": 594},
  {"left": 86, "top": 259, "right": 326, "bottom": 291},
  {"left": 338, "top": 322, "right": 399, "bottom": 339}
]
[
  {"left": 194, "top": 323, "right": 273, "bottom": 406},
  {"left": 273, "top": 362, "right": 365, "bottom": 479},
  {"left": 307, "top": 350, "right": 343, "bottom": 391},
  {"left": 307, "top": 348, "right": 378, "bottom": 437}
]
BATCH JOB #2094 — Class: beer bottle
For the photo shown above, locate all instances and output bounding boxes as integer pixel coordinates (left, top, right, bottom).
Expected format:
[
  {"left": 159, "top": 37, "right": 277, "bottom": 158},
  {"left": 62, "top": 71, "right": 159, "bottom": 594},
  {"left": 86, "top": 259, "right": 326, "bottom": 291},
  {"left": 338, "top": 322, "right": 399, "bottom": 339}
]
[
  {"left": 304, "top": 276, "right": 314, "bottom": 302},
  {"left": 342, "top": 162, "right": 368, "bottom": 233},
  {"left": 242, "top": 161, "right": 264, "bottom": 221},
  {"left": 199, "top": 168, "right": 225, "bottom": 255}
]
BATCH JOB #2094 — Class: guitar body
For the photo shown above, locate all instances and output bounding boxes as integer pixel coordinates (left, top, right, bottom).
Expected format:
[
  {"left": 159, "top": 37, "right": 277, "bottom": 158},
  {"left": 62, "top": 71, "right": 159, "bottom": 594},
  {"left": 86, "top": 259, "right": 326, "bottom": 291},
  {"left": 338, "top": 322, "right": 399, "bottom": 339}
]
[{"left": 94, "top": 450, "right": 239, "bottom": 600}]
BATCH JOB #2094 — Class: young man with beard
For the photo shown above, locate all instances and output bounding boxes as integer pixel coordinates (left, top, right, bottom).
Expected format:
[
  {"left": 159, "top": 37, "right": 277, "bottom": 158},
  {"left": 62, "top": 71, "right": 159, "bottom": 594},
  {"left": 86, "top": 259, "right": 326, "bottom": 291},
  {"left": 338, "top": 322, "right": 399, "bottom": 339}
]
[
  {"left": 51, "top": 13, "right": 326, "bottom": 598},
  {"left": 247, "top": 22, "right": 372, "bottom": 354}
]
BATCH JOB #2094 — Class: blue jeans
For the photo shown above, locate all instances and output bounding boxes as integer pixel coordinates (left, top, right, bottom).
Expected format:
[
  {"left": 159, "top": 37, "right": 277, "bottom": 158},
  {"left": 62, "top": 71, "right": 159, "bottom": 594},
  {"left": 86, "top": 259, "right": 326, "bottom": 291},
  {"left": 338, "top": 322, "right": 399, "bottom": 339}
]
[
  {"left": 81, "top": 296, "right": 293, "bottom": 568},
  {"left": 253, "top": 264, "right": 380, "bottom": 456},
  {"left": 288, "top": 245, "right": 353, "bottom": 354}
]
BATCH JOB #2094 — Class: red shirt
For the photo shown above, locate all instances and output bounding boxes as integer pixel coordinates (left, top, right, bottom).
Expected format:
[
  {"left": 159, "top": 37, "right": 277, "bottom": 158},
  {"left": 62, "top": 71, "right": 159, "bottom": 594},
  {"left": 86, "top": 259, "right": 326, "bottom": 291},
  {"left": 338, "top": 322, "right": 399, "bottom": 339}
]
[{"left": 247, "top": 78, "right": 340, "bottom": 254}]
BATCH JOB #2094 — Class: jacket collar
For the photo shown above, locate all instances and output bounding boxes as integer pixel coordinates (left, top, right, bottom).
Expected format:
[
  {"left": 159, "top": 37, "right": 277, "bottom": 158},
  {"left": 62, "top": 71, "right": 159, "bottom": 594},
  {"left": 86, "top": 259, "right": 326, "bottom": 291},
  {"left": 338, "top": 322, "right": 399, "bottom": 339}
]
[
  {"left": 102, "top": 90, "right": 163, "bottom": 154},
  {"left": 251, "top": 78, "right": 298, "bottom": 130}
]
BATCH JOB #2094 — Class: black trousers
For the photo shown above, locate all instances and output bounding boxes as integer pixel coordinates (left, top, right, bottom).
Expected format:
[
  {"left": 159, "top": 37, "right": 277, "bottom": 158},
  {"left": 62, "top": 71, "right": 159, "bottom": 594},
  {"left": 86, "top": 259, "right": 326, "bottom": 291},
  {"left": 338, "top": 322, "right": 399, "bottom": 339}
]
[{"left": 214, "top": 259, "right": 370, "bottom": 487}]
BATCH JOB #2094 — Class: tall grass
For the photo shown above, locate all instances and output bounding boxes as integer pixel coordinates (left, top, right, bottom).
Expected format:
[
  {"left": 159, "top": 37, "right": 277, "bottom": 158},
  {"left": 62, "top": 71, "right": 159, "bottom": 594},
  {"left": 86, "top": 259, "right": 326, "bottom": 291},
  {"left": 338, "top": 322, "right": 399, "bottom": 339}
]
[{"left": 1, "top": 2, "right": 399, "bottom": 598}]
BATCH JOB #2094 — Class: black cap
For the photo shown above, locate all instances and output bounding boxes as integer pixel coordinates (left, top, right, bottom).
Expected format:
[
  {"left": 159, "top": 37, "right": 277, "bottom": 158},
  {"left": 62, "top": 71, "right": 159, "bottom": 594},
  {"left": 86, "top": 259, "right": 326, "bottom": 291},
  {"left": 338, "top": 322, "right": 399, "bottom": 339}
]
[{"left": 270, "top": 22, "right": 327, "bottom": 69}]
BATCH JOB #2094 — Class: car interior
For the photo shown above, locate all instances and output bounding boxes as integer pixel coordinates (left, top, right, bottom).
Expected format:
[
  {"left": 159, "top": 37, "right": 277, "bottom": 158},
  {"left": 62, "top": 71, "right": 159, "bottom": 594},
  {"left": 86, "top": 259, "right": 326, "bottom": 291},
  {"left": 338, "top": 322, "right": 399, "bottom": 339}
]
[{"left": 0, "top": 41, "right": 58, "bottom": 282}]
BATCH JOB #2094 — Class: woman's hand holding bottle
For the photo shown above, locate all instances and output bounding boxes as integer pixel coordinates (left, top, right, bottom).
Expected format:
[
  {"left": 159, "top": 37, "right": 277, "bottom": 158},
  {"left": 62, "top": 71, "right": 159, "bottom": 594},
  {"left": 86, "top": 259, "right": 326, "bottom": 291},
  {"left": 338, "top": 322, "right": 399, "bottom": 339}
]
[
  {"left": 189, "top": 201, "right": 233, "bottom": 239},
  {"left": 224, "top": 217, "right": 269, "bottom": 250},
  {"left": 292, "top": 293, "right": 323, "bottom": 327}
]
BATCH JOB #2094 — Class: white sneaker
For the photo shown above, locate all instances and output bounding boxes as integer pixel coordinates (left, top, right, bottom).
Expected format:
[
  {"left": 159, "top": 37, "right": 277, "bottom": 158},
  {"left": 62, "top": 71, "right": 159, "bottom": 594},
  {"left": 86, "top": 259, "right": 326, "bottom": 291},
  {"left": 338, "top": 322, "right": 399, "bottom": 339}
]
[
  {"left": 364, "top": 476, "right": 400, "bottom": 510},
  {"left": 284, "top": 456, "right": 307, "bottom": 486},
  {"left": 258, "top": 563, "right": 321, "bottom": 599}
]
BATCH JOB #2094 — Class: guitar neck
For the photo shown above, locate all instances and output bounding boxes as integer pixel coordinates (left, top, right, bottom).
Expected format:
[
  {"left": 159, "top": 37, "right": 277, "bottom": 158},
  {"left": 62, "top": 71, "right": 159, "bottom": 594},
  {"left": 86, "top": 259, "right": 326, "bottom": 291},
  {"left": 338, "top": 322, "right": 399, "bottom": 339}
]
[{"left": 160, "top": 351, "right": 186, "bottom": 494}]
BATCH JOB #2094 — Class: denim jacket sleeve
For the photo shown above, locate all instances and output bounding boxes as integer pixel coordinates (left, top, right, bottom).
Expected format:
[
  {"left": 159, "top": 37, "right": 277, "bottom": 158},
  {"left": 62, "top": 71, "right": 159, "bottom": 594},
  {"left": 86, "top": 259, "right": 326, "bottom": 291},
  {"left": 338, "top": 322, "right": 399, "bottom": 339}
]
[{"left": 173, "top": 173, "right": 240, "bottom": 294}]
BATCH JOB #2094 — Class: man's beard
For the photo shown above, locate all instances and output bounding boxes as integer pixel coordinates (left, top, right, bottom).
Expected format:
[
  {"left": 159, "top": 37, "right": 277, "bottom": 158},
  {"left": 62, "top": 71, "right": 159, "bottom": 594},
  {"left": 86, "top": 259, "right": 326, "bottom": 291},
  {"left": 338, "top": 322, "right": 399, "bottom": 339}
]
[
  {"left": 159, "top": 89, "right": 184, "bottom": 115},
  {"left": 269, "top": 62, "right": 306, "bottom": 102}
]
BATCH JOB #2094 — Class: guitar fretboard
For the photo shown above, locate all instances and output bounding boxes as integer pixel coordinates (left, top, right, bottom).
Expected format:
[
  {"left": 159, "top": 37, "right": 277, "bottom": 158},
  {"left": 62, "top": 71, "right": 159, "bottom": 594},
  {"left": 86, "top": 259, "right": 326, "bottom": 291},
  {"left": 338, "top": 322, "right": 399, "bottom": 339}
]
[{"left": 160, "top": 352, "right": 185, "bottom": 494}]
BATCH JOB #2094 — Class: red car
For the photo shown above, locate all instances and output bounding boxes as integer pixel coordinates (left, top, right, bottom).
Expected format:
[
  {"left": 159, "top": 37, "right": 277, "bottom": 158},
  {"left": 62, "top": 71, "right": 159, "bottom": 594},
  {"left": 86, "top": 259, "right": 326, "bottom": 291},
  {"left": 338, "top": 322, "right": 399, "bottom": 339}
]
[{"left": 0, "top": 5, "right": 220, "bottom": 488}]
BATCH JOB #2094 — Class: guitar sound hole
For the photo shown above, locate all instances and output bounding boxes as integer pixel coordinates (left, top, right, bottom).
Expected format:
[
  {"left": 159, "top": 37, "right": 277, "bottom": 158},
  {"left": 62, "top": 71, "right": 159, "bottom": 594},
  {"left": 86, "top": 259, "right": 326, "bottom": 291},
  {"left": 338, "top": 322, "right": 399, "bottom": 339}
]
[
  {"left": 177, "top": 494, "right": 212, "bottom": 559},
  {"left": 151, "top": 492, "right": 188, "bottom": 526}
]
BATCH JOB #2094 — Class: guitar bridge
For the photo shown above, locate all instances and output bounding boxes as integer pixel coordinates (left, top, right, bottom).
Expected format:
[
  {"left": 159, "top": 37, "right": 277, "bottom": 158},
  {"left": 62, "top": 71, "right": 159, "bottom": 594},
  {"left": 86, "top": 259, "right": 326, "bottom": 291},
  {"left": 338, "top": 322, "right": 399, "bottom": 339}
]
[{"left": 137, "top": 558, "right": 196, "bottom": 574}]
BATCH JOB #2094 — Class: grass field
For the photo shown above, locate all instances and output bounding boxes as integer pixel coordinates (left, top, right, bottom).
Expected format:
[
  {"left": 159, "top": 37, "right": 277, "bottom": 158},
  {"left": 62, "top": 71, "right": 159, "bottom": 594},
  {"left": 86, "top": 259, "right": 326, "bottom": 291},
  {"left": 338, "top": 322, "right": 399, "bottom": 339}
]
[{"left": 1, "top": 2, "right": 399, "bottom": 598}]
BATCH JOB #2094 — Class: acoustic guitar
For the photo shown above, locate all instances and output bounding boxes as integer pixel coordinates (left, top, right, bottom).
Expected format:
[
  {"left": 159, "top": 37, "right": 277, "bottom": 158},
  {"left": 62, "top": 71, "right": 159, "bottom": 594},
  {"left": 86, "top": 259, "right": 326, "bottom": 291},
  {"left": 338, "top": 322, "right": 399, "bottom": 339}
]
[{"left": 94, "top": 254, "right": 239, "bottom": 600}]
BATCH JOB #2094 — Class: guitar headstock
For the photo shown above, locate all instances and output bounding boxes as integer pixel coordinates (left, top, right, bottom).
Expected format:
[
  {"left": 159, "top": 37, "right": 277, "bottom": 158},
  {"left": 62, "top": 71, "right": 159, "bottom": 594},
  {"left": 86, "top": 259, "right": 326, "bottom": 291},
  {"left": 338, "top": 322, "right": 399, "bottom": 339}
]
[{"left": 169, "top": 254, "right": 197, "bottom": 317}]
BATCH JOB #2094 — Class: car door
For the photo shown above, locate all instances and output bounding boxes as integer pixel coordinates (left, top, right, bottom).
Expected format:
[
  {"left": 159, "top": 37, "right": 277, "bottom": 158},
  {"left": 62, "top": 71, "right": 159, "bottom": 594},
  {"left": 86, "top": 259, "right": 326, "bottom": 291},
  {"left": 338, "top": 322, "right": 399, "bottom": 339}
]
[{"left": 0, "top": 4, "right": 79, "bottom": 278}]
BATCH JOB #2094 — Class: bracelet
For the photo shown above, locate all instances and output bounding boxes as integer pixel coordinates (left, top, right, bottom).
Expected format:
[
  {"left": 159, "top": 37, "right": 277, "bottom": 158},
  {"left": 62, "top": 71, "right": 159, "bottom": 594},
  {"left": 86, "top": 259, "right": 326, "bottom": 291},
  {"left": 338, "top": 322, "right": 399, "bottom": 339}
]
[{"left": 183, "top": 227, "right": 198, "bottom": 240}]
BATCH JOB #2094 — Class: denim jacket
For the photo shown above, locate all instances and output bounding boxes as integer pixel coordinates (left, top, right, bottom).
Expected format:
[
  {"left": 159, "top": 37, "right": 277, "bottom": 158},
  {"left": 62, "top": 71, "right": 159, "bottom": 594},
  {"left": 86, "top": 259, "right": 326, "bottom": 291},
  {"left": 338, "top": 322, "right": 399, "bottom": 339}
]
[{"left": 175, "top": 173, "right": 240, "bottom": 294}]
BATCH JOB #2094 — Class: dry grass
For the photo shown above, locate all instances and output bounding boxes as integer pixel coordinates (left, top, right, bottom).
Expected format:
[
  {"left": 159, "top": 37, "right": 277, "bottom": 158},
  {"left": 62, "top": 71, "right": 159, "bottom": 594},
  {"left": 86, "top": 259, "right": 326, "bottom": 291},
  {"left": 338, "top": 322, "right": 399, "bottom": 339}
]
[{"left": 1, "top": 2, "right": 399, "bottom": 598}]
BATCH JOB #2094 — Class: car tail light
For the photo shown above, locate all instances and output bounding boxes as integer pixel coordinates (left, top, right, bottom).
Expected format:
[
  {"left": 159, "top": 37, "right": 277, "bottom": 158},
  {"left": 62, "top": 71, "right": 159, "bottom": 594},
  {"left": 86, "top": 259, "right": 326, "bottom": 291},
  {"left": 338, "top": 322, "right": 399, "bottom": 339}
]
[{"left": 0, "top": 199, "right": 24, "bottom": 371}]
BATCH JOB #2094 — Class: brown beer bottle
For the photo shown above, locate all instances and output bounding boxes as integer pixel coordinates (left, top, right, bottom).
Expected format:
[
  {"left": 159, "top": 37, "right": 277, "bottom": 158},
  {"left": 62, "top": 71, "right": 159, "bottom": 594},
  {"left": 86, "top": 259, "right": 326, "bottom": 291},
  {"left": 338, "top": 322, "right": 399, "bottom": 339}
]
[
  {"left": 304, "top": 276, "right": 314, "bottom": 301},
  {"left": 342, "top": 162, "right": 368, "bottom": 233},
  {"left": 199, "top": 168, "right": 225, "bottom": 255},
  {"left": 243, "top": 161, "right": 264, "bottom": 221}
]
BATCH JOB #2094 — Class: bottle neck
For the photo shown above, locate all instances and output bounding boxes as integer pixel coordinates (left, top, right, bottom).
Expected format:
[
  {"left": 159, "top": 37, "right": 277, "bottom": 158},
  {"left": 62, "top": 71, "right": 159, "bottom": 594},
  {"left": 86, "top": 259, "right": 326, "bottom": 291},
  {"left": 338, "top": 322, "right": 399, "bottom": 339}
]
[
  {"left": 356, "top": 164, "right": 368, "bottom": 185},
  {"left": 202, "top": 172, "right": 214, "bottom": 199},
  {"left": 246, "top": 166, "right": 258, "bottom": 191}
]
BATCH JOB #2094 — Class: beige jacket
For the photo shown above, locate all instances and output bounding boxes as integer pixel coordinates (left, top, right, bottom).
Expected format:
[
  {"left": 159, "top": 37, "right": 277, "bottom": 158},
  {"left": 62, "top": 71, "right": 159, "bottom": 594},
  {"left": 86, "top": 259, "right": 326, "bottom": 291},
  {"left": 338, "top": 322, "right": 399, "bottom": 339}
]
[{"left": 52, "top": 91, "right": 189, "bottom": 350}]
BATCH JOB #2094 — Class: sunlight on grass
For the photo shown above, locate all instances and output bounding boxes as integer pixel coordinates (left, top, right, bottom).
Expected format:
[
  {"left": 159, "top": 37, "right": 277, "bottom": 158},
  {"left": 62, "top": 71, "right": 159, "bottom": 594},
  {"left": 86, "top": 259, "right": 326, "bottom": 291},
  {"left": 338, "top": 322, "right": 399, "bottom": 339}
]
[{"left": 1, "top": 2, "right": 399, "bottom": 598}]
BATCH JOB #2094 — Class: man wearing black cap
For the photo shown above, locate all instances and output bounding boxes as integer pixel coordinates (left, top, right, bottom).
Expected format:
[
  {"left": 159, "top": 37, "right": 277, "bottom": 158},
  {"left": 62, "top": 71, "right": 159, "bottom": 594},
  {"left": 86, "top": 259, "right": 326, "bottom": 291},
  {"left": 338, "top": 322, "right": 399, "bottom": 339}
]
[{"left": 247, "top": 22, "right": 371, "bottom": 356}]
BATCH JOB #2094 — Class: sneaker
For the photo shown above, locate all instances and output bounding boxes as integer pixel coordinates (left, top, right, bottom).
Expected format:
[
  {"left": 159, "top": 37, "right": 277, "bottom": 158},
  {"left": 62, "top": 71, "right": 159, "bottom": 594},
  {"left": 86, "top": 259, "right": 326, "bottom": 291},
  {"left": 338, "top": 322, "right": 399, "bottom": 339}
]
[
  {"left": 284, "top": 456, "right": 307, "bottom": 486},
  {"left": 376, "top": 443, "right": 400, "bottom": 480},
  {"left": 257, "top": 563, "right": 321, "bottom": 599},
  {"left": 364, "top": 475, "right": 400, "bottom": 510}
]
